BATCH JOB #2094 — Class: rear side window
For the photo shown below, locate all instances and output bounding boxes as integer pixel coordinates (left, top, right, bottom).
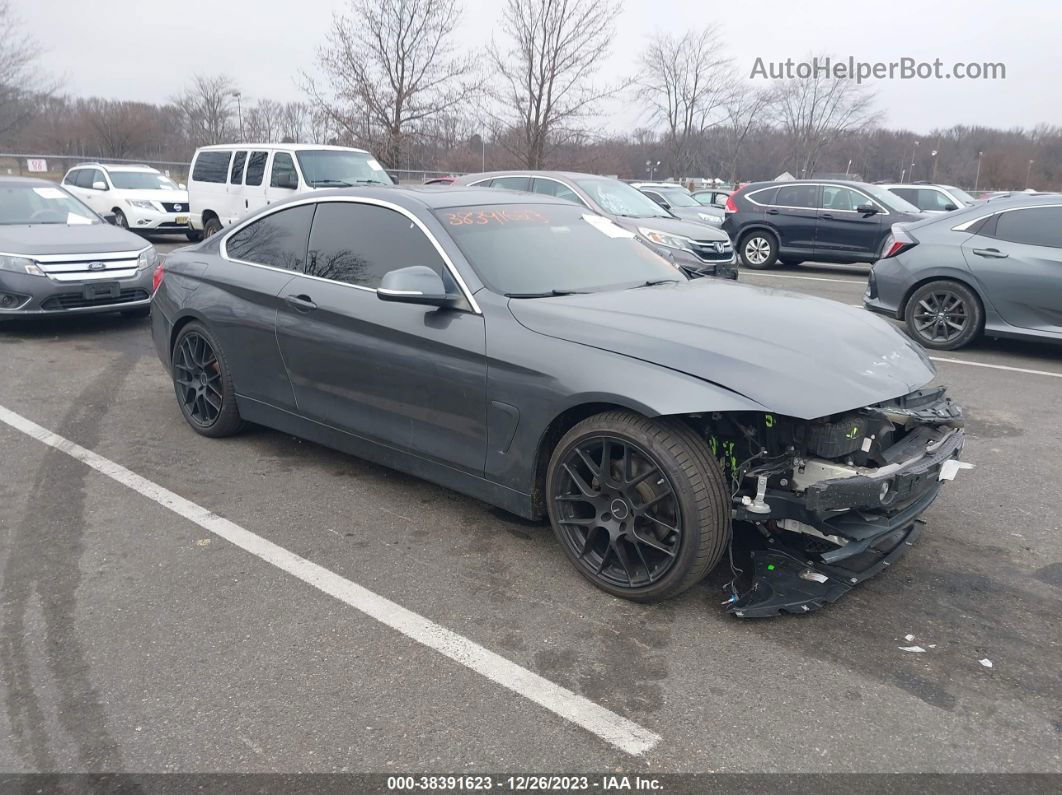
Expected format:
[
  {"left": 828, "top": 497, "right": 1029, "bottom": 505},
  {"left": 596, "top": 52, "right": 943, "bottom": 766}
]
[
  {"left": 270, "top": 153, "right": 298, "bottom": 188},
  {"left": 991, "top": 207, "right": 1062, "bottom": 248},
  {"left": 746, "top": 187, "right": 778, "bottom": 206},
  {"left": 775, "top": 184, "right": 820, "bottom": 209},
  {"left": 230, "top": 151, "right": 247, "bottom": 184},
  {"left": 890, "top": 187, "right": 918, "bottom": 204},
  {"left": 225, "top": 204, "right": 315, "bottom": 270},
  {"left": 192, "top": 151, "right": 231, "bottom": 183},
  {"left": 306, "top": 202, "right": 448, "bottom": 289},
  {"left": 916, "top": 188, "right": 954, "bottom": 211},
  {"left": 245, "top": 151, "right": 268, "bottom": 186}
]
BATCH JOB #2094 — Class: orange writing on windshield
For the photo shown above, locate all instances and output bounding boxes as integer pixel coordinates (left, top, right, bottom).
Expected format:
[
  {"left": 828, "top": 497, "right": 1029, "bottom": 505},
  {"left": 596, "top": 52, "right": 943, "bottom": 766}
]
[{"left": 445, "top": 209, "right": 551, "bottom": 226}]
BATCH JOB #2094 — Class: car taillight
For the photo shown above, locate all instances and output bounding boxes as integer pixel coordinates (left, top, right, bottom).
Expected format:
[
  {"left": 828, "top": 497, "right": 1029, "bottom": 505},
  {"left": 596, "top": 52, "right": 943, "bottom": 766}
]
[
  {"left": 879, "top": 224, "right": 918, "bottom": 259},
  {"left": 152, "top": 263, "right": 165, "bottom": 292},
  {"left": 724, "top": 194, "right": 738, "bottom": 213}
]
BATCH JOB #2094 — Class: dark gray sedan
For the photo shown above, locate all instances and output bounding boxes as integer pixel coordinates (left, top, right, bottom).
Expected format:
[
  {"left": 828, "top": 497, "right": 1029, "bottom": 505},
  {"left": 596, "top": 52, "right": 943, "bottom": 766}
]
[
  {"left": 0, "top": 176, "right": 157, "bottom": 317},
  {"left": 866, "top": 196, "right": 1062, "bottom": 349},
  {"left": 454, "top": 171, "right": 736, "bottom": 279},
  {"left": 152, "top": 186, "right": 969, "bottom": 617}
]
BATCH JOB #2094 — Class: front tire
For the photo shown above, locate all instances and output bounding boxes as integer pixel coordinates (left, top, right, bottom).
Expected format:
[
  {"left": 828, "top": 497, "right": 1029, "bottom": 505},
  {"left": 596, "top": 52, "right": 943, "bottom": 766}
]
[
  {"left": 113, "top": 209, "right": 129, "bottom": 229},
  {"left": 186, "top": 229, "right": 203, "bottom": 242},
  {"left": 171, "top": 322, "right": 245, "bottom": 437},
  {"left": 904, "top": 280, "right": 983, "bottom": 350},
  {"left": 739, "top": 231, "right": 778, "bottom": 269},
  {"left": 546, "top": 411, "right": 730, "bottom": 602}
]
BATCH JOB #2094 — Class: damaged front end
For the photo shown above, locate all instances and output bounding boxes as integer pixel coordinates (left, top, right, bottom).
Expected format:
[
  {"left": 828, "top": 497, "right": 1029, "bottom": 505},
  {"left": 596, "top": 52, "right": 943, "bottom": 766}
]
[{"left": 693, "top": 386, "right": 970, "bottom": 617}]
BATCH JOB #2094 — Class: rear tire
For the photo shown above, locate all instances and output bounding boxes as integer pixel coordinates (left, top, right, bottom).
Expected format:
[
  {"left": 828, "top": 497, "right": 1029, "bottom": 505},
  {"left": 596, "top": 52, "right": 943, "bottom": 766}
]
[
  {"left": 739, "top": 231, "right": 778, "bottom": 269},
  {"left": 546, "top": 410, "right": 730, "bottom": 603},
  {"left": 203, "top": 216, "right": 223, "bottom": 238},
  {"left": 904, "top": 280, "right": 983, "bottom": 350},
  {"left": 171, "top": 322, "right": 245, "bottom": 437}
]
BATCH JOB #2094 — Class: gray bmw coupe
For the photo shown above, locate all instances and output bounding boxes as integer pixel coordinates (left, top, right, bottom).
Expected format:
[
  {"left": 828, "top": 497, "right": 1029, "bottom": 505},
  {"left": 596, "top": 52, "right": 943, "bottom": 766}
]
[{"left": 151, "top": 186, "right": 969, "bottom": 616}]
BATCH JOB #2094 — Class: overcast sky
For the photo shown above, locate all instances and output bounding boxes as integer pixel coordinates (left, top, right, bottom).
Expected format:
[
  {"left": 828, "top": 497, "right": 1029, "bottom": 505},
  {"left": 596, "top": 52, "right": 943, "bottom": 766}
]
[{"left": 17, "top": 0, "right": 1061, "bottom": 133}]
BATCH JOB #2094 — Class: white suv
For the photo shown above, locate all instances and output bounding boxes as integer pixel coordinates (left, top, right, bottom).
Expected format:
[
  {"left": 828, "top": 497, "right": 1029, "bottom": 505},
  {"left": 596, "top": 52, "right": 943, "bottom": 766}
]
[{"left": 62, "top": 163, "right": 194, "bottom": 239}]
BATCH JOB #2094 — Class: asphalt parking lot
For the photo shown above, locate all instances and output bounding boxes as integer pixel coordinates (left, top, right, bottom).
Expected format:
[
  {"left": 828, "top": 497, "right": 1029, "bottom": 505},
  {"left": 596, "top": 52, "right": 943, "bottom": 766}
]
[{"left": 1, "top": 235, "right": 1060, "bottom": 775}]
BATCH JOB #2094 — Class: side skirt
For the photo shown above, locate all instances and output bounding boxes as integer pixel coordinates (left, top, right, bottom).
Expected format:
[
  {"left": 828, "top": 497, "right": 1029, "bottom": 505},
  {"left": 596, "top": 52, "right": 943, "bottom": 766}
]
[{"left": 236, "top": 396, "right": 536, "bottom": 519}]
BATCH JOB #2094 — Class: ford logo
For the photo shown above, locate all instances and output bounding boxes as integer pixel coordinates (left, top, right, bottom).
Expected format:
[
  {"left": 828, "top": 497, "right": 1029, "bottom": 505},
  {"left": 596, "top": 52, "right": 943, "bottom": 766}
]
[{"left": 88, "top": 261, "right": 106, "bottom": 271}]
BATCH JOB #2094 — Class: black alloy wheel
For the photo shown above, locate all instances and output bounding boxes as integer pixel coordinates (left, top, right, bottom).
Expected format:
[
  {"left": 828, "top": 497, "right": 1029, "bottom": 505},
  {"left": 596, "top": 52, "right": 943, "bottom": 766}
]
[
  {"left": 171, "top": 323, "right": 244, "bottom": 437},
  {"left": 546, "top": 411, "right": 729, "bottom": 602},
  {"left": 905, "top": 280, "right": 982, "bottom": 350}
]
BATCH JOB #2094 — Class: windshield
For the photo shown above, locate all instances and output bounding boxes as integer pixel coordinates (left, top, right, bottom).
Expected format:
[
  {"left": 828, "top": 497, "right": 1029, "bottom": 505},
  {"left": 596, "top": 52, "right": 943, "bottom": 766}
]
[
  {"left": 436, "top": 203, "right": 683, "bottom": 296},
  {"left": 943, "top": 186, "right": 976, "bottom": 204},
  {"left": 0, "top": 184, "right": 99, "bottom": 225},
  {"left": 295, "top": 150, "right": 394, "bottom": 187},
  {"left": 571, "top": 176, "right": 671, "bottom": 219},
  {"left": 656, "top": 188, "right": 699, "bottom": 207},
  {"left": 109, "top": 171, "right": 180, "bottom": 190},
  {"left": 862, "top": 184, "right": 921, "bottom": 214}
]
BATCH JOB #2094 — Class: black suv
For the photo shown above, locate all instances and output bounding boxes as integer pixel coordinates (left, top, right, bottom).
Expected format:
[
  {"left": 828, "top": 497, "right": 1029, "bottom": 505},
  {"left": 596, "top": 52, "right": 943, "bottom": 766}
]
[{"left": 722, "top": 180, "right": 925, "bottom": 269}]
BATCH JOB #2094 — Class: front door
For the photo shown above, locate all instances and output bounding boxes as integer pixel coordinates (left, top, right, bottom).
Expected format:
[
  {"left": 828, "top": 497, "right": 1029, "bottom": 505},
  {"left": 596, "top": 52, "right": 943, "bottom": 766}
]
[
  {"left": 264, "top": 151, "right": 301, "bottom": 208},
  {"left": 815, "top": 185, "right": 885, "bottom": 260},
  {"left": 275, "top": 200, "right": 488, "bottom": 475}
]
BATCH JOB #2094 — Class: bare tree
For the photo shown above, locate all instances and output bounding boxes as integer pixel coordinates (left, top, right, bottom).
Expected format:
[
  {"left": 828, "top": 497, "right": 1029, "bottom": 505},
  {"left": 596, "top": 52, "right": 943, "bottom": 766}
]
[
  {"left": 172, "top": 74, "right": 238, "bottom": 147},
  {"left": 489, "top": 0, "right": 624, "bottom": 169},
  {"left": 0, "top": 1, "right": 56, "bottom": 140},
  {"left": 637, "top": 25, "right": 735, "bottom": 178},
  {"left": 81, "top": 99, "right": 162, "bottom": 159},
  {"left": 770, "top": 57, "right": 881, "bottom": 177},
  {"left": 309, "top": 0, "right": 479, "bottom": 167},
  {"left": 717, "top": 84, "right": 772, "bottom": 183},
  {"left": 244, "top": 99, "right": 285, "bottom": 142}
]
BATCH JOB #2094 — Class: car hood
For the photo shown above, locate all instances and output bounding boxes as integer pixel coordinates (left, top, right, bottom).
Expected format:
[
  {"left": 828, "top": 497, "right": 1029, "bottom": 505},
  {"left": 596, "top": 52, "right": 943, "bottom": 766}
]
[
  {"left": 508, "top": 279, "right": 936, "bottom": 420},
  {"left": 667, "top": 206, "right": 723, "bottom": 222},
  {"left": 0, "top": 223, "right": 148, "bottom": 256},
  {"left": 611, "top": 215, "right": 728, "bottom": 242},
  {"left": 119, "top": 189, "right": 189, "bottom": 203}
]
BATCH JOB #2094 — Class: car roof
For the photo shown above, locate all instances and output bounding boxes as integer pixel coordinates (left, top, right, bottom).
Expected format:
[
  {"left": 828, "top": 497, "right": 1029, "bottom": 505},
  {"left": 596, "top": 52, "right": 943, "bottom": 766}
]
[
  {"left": 0, "top": 176, "right": 58, "bottom": 187},
  {"left": 457, "top": 170, "right": 611, "bottom": 184},
  {"left": 195, "top": 143, "right": 369, "bottom": 153},
  {"left": 273, "top": 184, "right": 576, "bottom": 212}
]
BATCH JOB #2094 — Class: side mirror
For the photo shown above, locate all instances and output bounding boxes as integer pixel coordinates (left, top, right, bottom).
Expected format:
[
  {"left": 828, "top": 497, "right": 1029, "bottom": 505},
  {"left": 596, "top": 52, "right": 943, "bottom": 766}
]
[
  {"left": 856, "top": 203, "right": 879, "bottom": 215},
  {"left": 377, "top": 266, "right": 455, "bottom": 307},
  {"left": 103, "top": 213, "right": 117, "bottom": 225},
  {"left": 943, "top": 203, "right": 958, "bottom": 212},
  {"left": 92, "top": 181, "right": 108, "bottom": 191}
]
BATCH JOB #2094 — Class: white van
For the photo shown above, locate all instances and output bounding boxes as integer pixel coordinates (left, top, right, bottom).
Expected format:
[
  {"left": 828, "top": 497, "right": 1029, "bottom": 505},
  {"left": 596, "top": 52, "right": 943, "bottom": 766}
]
[{"left": 186, "top": 143, "right": 392, "bottom": 238}]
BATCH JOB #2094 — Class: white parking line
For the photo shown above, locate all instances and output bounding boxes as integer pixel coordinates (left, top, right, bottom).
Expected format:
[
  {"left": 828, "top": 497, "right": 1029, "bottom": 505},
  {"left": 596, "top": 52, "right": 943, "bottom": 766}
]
[
  {"left": 0, "top": 403, "right": 660, "bottom": 757},
  {"left": 740, "top": 272, "right": 866, "bottom": 285},
  {"left": 929, "top": 357, "right": 1062, "bottom": 379}
]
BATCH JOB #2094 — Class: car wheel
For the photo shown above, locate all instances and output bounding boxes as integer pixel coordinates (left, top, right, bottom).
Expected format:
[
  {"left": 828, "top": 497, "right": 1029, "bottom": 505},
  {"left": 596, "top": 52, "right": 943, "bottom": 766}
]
[
  {"left": 186, "top": 230, "right": 203, "bottom": 242},
  {"left": 739, "top": 231, "right": 778, "bottom": 269},
  {"left": 203, "top": 216, "right": 223, "bottom": 238},
  {"left": 546, "top": 410, "right": 730, "bottom": 603},
  {"left": 113, "top": 209, "right": 129, "bottom": 229},
  {"left": 171, "top": 322, "right": 245, "bottom": 437},
  {"left": 121, "top": 306, "right": 150, "bottom": 319},
  {"left": 904, "top": 280, "right": 983, "bottom": 350}
]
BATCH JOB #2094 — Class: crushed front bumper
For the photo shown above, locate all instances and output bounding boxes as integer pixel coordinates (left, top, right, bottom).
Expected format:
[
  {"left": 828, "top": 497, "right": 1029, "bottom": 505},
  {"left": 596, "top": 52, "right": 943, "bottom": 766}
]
[{"left": 726, "top": 425, "right": 967, "bottom": 618}]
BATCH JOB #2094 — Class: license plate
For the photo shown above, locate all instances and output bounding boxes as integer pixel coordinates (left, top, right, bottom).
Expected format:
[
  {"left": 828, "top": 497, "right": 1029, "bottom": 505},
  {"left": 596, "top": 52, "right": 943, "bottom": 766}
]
[
  {"left": 174, "top": 215, "right": 188, "bottom": 224},
  {"left": 83, "top": 281, "right": 120, "bottom": 300}
]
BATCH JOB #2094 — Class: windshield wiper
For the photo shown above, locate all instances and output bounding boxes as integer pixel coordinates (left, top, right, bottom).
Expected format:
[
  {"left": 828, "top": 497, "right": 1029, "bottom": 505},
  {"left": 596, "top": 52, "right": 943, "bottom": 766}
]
[
  {"left": 350, "top": 178, "right": 387, "bottom": 185},
  {"left": 308, "top": 179, "right": 353, "bottom": 187},
  {"left": 635, "top": 278, "right": 681, "bottom": 288},
  {"left": 504, "top": 289, "right": 589, "bottom": 298}
]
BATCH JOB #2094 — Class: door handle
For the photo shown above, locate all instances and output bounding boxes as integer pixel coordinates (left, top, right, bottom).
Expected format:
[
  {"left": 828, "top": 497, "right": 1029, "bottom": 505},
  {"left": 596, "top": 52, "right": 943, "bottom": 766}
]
[
  {"left": 820, "top": 213, "right": 834, "bottom": 219},
  {"left": 285, "top": 294, "right": 318, "bottom": 312},
  {"left": 972, "top": 248, "right": 1009, "bottom": 259},
  {"left": 766, "top": 208, "right": 779, "bottom": 215}
]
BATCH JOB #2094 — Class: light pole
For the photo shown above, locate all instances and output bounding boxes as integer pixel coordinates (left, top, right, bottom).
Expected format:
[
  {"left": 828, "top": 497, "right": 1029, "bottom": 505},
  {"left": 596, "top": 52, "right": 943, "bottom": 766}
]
[
  {"left": 481, "top": 137, "right": 486, "bottom": 171},
  {"left": 646, "top": 160, "right": 660, "bottom": 180},
  {"left": 974, "top": 151, "right": 983, "bottom": 192},
  {"left": 845, "top": 158, "right": 852, "bottom": 176},
  {"left": 909, "top": 139, "right": 920, "bottom": 182},
  {"left": 232, "top": 91, "right": 244, "bottom": 141},
  {"left": 931, "top": 149, "right": 939, "bottom": 182},
  {"left": 1026, "top": 159, "right": 1035, "bottom": 188}
]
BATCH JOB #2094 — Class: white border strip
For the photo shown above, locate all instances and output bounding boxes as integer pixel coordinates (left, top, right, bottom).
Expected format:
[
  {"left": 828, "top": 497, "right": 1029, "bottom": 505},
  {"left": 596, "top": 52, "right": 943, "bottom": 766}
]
[
  {"left": 929, "top": 356, "right": 1062, "bottom": 379},
  {"left": 0, "top": 403, "right": 659, "bottom": 757}
]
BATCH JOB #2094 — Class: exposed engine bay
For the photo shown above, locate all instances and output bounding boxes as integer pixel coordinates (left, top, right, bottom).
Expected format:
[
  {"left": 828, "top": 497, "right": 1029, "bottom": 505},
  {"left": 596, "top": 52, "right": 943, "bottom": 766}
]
[{"left": 688, "top": 386, "right": 970, "bottom": 617}]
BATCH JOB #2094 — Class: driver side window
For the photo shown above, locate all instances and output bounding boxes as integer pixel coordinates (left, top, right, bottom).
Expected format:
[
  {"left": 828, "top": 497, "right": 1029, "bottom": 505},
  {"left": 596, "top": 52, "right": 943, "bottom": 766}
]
[{"left": 306, "top": 202, "right": 451, "bottom": 290}]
